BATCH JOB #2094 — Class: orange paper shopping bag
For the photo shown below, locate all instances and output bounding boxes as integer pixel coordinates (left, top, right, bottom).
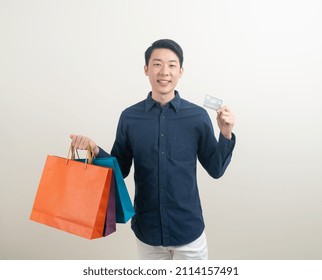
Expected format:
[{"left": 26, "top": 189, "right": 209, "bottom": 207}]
[{"left": 30, "top": 152, "right": 113, "bottom": 239}]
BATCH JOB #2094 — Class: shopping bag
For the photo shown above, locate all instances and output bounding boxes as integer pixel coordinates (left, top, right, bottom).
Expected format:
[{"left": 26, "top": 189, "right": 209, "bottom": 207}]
[
  {"left": 30, "top": 147, "right": 114, "bottom": 239},
  {"left": 77, "top": 157, "right": 135, "bottom": 223},
  {"left": 93, "top": 157, "right": 135, "bottom": 223},
  {"left": 104, "top": 172, "right": 116, "bottom": 236}
]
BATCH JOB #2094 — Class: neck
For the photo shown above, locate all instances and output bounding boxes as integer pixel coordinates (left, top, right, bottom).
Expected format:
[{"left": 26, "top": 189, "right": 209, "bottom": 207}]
[{"left": 151, "top": 91, "right": 175, "bottom": 107}]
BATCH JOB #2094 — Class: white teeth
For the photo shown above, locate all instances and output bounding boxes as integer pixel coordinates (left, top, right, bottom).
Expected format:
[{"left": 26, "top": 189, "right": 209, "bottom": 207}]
[{"left": 158, "top": 80, "right": 170, "bottom": 84}]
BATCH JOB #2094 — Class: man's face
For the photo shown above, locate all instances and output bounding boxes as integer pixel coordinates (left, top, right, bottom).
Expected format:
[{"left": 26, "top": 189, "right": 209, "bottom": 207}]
[{"left": 144, "top": 48, "right": 183, "bottom": 97}]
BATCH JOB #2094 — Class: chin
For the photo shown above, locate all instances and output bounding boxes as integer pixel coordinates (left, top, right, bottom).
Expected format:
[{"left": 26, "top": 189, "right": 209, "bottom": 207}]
[{"left": 159, "top": 90, "right": 174, "bottom": 95}]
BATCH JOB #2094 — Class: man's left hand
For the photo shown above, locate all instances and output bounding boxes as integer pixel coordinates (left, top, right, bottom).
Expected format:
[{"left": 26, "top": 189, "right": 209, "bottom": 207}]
[{"left": 216, "top": 106, "right": 235, "bottom": 140}]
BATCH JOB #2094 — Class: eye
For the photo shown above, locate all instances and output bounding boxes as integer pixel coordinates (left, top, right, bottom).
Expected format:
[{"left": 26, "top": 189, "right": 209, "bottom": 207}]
[
  {"left": 154, "top": 63, "right": 161, "bottom": 67},
  {"left": 170, "top": 64, "right": 177, "bottom": 68}
]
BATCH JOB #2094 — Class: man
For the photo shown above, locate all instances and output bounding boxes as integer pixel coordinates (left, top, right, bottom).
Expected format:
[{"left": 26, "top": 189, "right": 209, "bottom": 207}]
[{"left": 70, "top": 39, "right": 236, "bottom": 260}]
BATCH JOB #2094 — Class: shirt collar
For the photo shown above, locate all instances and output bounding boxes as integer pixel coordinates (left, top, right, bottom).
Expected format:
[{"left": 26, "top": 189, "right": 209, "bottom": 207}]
[{"left": 145, "top": 91, "right": 181, "bottom": 112}]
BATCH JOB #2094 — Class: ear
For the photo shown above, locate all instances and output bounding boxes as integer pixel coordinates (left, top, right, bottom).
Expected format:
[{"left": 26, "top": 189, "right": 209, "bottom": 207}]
[
  {"left": 144, "top": 65, "right": 148, "bottom": 76},
  {"left": 179, "top": 67, "right": 184, "bottom": 78}
]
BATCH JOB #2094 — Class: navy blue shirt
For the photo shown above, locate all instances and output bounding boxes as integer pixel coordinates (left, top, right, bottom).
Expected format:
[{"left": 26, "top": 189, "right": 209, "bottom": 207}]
[{"left": 98, "top": 91, "right": 235, "bottom": 246}]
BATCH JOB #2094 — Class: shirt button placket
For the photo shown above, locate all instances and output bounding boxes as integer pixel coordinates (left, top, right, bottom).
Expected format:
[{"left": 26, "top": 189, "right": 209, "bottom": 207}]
[{"left": 159, "top": 110, "right": 169, "bottom": 245}]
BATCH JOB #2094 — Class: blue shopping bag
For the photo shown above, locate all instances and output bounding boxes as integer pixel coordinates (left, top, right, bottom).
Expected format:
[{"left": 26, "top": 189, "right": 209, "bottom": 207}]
[{"left": 77, "top": 156, "right": 135, "bottom": 223}]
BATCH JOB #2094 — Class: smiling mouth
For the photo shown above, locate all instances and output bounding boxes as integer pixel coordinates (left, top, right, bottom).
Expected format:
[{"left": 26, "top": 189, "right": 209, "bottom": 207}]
[{"left": 157, "top": 79, "right": 171, "bottom": 85}]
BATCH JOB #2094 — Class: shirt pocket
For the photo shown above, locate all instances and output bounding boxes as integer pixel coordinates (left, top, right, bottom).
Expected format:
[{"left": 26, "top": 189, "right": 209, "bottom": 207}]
[{"left": 171, "top": 134, "right": 196, "bottom": 162}]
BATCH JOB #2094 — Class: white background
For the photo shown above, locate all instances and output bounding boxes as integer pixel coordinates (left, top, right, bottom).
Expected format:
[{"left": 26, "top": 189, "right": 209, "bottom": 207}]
[{"left": 1, "top": 0, "right": 321, "bottom": 260}]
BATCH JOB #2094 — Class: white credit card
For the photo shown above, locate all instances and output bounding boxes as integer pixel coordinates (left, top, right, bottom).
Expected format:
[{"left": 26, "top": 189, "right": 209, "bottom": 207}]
[{"left": 203, "top": 94, "right": 222, "bottom": 110}]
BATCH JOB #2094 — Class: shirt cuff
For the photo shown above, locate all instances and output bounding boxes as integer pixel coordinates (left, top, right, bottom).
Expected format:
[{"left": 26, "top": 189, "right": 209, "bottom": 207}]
[
  {"left": 219, "top": 132, "right": 236, "bottom": 150},
  {"left": 95, "top": 146, "right": 111, "bottom": 158}
]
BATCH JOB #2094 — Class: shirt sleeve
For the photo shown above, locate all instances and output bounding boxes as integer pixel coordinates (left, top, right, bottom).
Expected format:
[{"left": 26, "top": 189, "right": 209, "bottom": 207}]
[
  {"left": 95, "top": 146, "right": 111, "bottom": 158},
  {"left": 110, "top": 112, "right": 133, "bottom": 178},
  {"left": 197, "top": 111, "right": 236, "bottom": 179}
]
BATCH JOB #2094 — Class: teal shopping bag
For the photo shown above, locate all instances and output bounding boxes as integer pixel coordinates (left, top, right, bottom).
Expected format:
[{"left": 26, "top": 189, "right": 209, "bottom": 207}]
[{"left": 77, "top": 157, "right": 135, "bottom": 223}]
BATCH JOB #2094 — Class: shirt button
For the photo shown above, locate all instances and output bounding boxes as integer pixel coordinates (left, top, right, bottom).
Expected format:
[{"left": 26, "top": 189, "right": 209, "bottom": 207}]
[
  {"left": 161, "top": 133, "right": 164, "bottom": 137},
  {"left": 161, "top": 151, "right": 164, "bottom": 155}
]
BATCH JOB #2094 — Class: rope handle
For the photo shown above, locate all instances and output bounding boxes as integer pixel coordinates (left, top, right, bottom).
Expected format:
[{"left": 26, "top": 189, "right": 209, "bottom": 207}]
[{"left": 66, "top": 144, "right": 95, "bottom": 167}]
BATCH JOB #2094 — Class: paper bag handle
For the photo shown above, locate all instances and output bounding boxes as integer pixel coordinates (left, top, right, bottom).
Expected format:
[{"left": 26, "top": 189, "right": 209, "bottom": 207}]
[{"left": 67, "top": 144, "right": 95, "bottom": 166}]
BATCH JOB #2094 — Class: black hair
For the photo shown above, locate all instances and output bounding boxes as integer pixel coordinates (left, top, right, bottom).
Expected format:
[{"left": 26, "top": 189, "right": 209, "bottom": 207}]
[{"left": 144, "top": 39, "right": 184, "bottom": 67}]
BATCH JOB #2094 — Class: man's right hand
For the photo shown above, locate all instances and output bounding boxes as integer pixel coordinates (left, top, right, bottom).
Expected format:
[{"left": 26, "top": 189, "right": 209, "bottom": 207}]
[{"left": 69, "top": 134, "right": 100, "bottom": 156}]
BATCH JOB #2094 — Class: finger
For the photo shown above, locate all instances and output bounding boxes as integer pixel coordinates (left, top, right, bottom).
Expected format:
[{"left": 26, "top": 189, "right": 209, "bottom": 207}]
[
  {"left": 70, "top": 134, "right": 76, "bottom": 141},
  {"left": 222, "top": 117, "right": 233, "bottom": 125},
  {"left": 223, "top": 114, "right": 235, "bottom": 125},
  {"left": 88, "top": 139, "right": 97, "bottom": 150},
  {"left": 221, "top": 113, "right": 232, "bottom": 120},
  {"left": 81, "top": 138, "right": 90, "bottom": 149},
  {"left": 221, "top": 106, "right": 231, "bottom": 113},
  {"left": 217, "top": 111, "right": 230, "bottom": 121},
  {"left": 70, "top": 134, "right": 78, "bottom": 147},
  {"left": 81, "top": 136, "right": 94, "bottom": 150},
  {"left": 70, "top": 134, "right": 96, "bottom": 150},
  {"left": 218, "top": 110, "right": 232, "bottom": 120},
  {"left": 216, "top": 106, "right": 228, "bottom": 115},
  {"left": 79, "top": 136, "right": 89, "bottom": 150},
  {"left": 74, "top": 136, "right": 83, "bottom": 149},
  {"left": 216, "top": 108, "right": 223, "bottom": 115}
]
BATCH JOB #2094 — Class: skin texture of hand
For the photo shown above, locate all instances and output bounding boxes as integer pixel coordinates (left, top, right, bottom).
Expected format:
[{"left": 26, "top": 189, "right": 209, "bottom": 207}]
[
  {"left": 216, "top": 106, "right": 235, "bottom": 140},
  {"left": 69, "top": 134, "right": 99, "bottom": 156}
]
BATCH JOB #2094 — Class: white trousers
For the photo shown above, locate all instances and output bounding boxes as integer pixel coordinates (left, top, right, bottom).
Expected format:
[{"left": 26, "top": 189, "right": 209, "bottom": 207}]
[{"left": 136, "top": 231, "right": 208, "bottom": 260}]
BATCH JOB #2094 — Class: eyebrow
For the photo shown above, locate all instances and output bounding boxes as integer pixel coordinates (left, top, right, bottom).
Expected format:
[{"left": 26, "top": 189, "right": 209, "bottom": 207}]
[{"left": 152, "top": 58, "right": 178, "bottom": 63}]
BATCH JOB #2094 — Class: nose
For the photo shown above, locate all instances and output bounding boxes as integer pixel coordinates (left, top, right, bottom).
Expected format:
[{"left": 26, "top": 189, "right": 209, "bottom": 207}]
[{"left": 159, "top": 64, "right": 169, "bottom": 76}]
